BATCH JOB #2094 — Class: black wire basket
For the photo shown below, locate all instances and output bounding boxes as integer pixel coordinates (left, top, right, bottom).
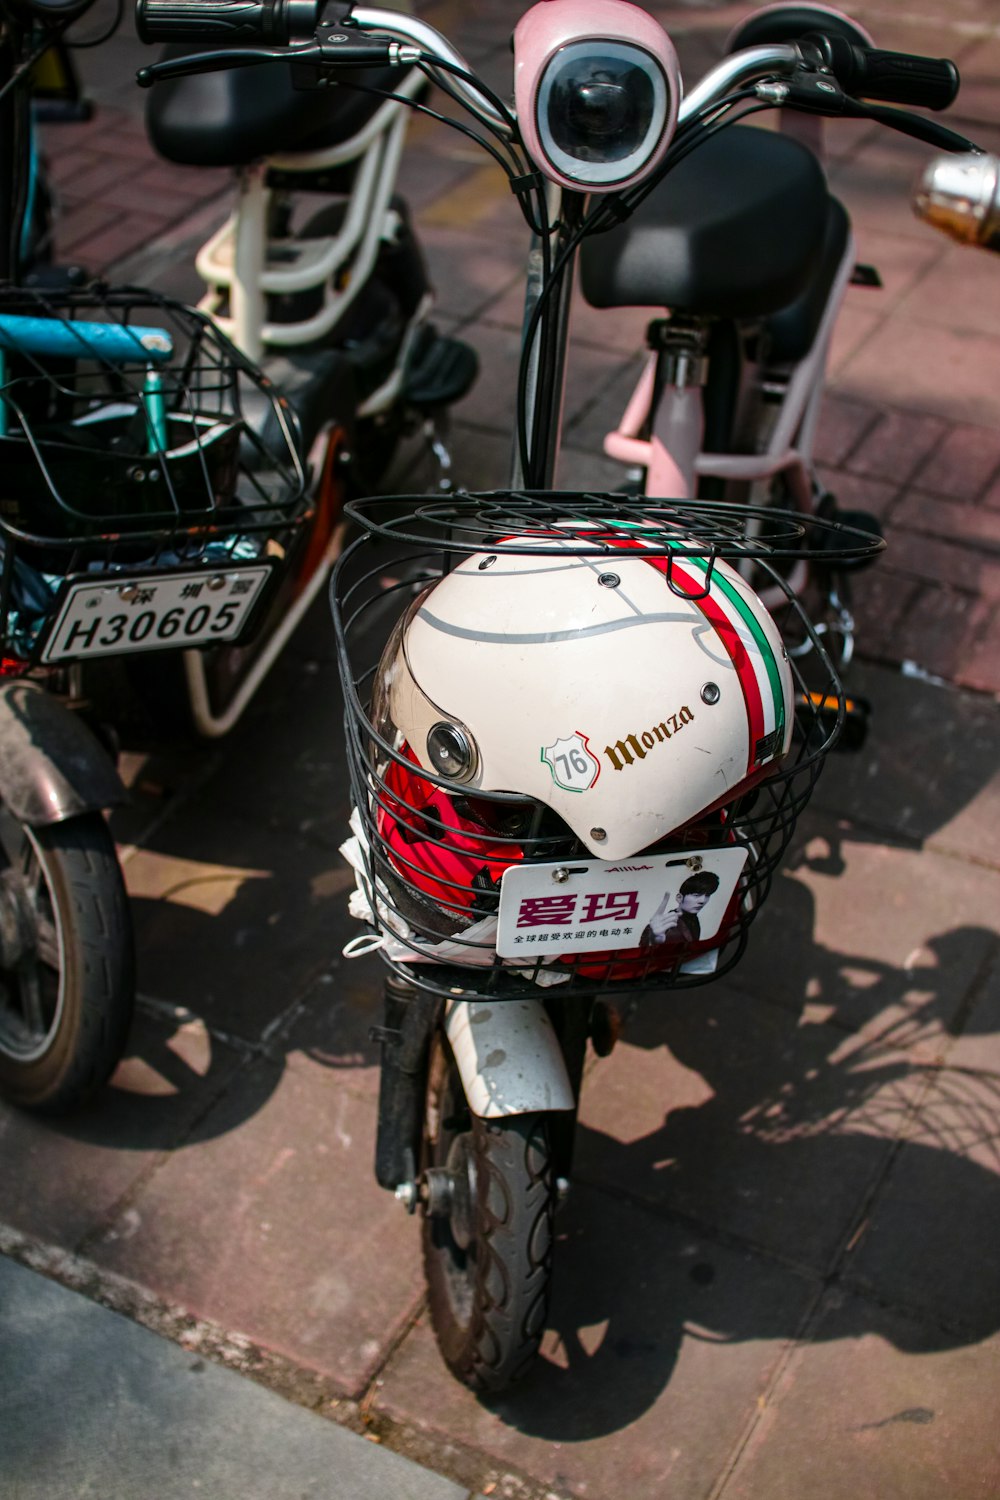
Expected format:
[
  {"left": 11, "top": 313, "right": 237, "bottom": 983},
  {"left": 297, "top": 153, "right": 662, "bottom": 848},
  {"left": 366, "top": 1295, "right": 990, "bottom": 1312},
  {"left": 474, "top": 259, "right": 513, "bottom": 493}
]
[
  {"left": 331, "top": 491, "right": 883, "bottom": 1001},
  {"left": 0, "top": 284, "right": 308, "bottom": 662}
]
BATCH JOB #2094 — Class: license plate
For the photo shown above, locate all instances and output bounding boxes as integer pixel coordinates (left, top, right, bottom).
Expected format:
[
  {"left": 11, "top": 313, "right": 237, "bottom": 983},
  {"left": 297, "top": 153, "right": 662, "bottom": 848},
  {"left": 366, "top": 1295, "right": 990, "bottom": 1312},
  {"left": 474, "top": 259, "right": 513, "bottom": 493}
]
[
  {"left": 41, "top": 566, "right": 272, "bottom": 663},
  {"left": 496, "top": 846, "right": 749, "bottom": 959}
]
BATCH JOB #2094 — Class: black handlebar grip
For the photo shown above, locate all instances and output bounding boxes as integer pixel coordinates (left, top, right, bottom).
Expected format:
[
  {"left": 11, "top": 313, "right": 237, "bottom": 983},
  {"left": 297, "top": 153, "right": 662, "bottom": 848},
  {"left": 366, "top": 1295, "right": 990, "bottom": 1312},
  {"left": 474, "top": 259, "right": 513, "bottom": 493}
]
[
  {"left": 135, "top": 0, "right": 318, "bottom": 44},
  {"left": 813, "top": 35, "right": 959, "bottom": 111},
  {"left": 848, "top": 45, "right": 959, "bottom": 111}
]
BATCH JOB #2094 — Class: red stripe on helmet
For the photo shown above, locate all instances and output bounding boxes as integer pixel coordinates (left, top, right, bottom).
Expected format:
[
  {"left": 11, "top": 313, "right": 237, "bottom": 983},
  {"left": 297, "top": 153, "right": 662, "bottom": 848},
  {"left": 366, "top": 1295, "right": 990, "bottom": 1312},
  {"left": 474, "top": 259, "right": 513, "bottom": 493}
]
[{"left": 644, "top": 555, "right": 764, "bottom": 775}]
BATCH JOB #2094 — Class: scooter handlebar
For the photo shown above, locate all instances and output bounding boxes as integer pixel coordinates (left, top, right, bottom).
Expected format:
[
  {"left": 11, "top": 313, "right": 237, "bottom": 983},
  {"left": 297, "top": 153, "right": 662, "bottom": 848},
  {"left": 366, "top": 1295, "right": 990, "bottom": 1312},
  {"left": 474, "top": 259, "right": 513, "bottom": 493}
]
[
  {"left": 135, "top": 0, "right": 320, "bottom": 45},
  {"left": 807, "top": 34, "right": 959, "bottom": 112}
]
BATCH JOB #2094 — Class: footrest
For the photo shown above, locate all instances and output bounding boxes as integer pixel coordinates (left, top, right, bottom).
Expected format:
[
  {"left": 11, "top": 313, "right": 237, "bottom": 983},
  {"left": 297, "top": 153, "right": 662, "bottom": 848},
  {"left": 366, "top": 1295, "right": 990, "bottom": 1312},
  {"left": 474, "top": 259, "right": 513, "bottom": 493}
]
[
  {"left": 403, "top": 326, "right": 478, "bottom": 410},
  {"left": 799, "top": 690, "right": 872, "bottom": 752}
]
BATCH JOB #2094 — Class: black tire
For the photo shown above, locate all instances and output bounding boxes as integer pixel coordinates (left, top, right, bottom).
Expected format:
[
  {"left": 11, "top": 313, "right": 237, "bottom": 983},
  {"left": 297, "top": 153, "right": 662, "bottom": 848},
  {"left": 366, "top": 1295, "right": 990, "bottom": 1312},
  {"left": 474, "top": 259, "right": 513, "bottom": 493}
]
[
  {"left": 0, "top": 811, "right": 135, "bottom": 1113},
  {"left": 421, "top": 1030, "right": 555, "bottom": 1393}
]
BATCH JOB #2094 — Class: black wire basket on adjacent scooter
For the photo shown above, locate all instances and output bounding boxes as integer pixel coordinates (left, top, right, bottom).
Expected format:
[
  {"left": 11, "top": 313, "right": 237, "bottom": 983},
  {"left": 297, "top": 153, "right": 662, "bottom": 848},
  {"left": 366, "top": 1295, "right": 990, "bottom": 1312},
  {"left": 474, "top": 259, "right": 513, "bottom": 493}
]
[
  {"left": 0, "top": 283, "right": 308, "bottom": 665},
  {"left": 332, "top": 491, "right": 883, "bottom": 1001}
]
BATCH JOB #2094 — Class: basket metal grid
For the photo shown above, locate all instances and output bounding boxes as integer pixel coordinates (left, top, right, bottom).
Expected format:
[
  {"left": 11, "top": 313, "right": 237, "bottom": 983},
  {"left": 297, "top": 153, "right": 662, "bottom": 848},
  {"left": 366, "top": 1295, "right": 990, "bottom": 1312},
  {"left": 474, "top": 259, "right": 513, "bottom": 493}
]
[
  {"left": 332, "top": 492, "right": 883, "bottom": 1001},
  {"left": 0, "top": 284, "right": 308, "bottom": 662}
]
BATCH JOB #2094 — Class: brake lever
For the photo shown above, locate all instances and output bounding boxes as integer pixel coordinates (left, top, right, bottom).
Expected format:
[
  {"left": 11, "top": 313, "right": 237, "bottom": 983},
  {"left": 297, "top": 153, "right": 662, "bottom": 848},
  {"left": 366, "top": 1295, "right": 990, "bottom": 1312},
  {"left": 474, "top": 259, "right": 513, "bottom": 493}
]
[
  {"left": 136, "top": 29, "right": 417, "bottom": 87},
  {"left": 756, "top": 69, "right": 982, "bottom": 155},
  {"left": 136, "top": 47, "right": 307, "bottom": 86},
  {"left": 854, "top": 102, "right": 982, "bottom": 155}
]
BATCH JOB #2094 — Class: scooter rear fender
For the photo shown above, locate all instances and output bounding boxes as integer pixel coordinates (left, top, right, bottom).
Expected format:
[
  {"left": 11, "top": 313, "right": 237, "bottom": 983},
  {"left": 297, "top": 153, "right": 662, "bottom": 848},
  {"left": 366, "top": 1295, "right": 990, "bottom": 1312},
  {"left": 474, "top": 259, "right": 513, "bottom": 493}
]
[
  {"left": 444, "top": 998, "right": 576, "bottom": 1119},
  {"left": 0, "top": 682, "right": 125, "bottom": 826}
]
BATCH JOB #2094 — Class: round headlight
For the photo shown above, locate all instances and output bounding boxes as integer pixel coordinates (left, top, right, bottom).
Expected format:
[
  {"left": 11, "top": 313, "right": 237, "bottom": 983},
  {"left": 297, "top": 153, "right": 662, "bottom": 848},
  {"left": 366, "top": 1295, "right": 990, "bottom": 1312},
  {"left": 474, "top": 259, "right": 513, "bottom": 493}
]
[
  {"left": 427, "top": 721, "right": 479, "bottom": 782},
  {"left": 537, "top": 41, "right": 669, "bottom": 188}
]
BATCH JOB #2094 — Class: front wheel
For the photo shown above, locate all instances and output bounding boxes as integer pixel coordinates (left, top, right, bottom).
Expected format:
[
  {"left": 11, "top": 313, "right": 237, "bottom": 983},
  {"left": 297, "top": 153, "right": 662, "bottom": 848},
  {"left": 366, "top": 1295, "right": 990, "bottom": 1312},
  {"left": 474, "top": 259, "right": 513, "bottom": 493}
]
[
  {"left": 0, "top": 811, "right": 135, "bottom": 1113},
  {"left": 421, "top": 1030, "right": 556, "bottom": 1393}
]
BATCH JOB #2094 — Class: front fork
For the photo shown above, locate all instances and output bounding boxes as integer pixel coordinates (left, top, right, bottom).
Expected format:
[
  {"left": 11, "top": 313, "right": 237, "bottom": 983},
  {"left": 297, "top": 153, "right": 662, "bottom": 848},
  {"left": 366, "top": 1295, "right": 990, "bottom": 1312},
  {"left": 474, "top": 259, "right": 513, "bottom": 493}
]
[
  {"left": 373, "top": 976, "right": 586, "bottom": 1208},
  {"left": 372, "top": 975, "right": 439, "bottom": 1199}
]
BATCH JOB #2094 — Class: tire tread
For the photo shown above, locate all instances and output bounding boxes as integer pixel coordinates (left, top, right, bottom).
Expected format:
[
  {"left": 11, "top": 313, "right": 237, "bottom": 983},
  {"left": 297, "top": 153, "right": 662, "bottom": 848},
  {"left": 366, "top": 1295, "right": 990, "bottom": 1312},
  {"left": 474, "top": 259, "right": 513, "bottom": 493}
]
[
  {"left": 437, "top": 1113, "right": 555, "bottom": 1394},
  {"left": 0, "top": 814, "right": 134, "bottom": 1113}
]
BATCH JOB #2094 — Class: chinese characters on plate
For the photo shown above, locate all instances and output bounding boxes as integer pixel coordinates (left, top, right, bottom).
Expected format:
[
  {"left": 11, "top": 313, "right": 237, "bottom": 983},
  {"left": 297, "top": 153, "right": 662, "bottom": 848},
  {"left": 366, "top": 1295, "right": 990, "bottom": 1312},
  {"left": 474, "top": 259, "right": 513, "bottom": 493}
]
[{"left": 495, "top": 846, "right": 748, "bottom": 958}]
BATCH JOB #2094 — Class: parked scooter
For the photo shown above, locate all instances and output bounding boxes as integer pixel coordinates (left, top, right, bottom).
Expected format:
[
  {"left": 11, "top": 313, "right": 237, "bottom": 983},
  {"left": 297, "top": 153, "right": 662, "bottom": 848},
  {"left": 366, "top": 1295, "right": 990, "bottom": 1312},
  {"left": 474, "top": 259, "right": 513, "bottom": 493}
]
[
  {"left": 594, "top": 3, "right": 892, "bottom": 664},
  {"left": 0, "top": 0, "right": 133, "bottom": 1114},
  {"left": 138, "top": 7, "right": 478, "bottom": 734},
  {"left": 0, "top": 0, "right": 475, "bottom": 1110},
  {"left": 135, "top": 0, "right": 974, "bottom": 1392},
  {"left": 0, "top": 0, "right": 306, "bottom": 1111}
]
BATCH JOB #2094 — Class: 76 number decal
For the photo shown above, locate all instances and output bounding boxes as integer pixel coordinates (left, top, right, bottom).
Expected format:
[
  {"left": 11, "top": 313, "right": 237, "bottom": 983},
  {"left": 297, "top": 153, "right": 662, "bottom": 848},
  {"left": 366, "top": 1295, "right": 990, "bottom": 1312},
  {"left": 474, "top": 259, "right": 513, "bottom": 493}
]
[{"left": 540, "top": 731, "right": 601, "bottom": 793}]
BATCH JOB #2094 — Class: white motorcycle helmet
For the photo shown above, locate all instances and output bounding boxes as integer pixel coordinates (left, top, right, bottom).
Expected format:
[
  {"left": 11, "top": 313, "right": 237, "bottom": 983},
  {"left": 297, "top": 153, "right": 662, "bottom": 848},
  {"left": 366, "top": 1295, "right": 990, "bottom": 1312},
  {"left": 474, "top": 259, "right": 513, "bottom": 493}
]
[{"left": 369, "top": 541, "right": 794, "bottom": 923}]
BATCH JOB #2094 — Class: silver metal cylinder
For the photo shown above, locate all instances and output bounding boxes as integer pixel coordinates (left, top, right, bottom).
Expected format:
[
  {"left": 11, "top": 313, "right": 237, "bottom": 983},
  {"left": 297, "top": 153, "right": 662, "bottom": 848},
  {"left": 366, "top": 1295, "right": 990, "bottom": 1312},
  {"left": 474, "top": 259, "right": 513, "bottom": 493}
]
[{"left": 913, "top": 152, "right": 1000, "bottom": 252}]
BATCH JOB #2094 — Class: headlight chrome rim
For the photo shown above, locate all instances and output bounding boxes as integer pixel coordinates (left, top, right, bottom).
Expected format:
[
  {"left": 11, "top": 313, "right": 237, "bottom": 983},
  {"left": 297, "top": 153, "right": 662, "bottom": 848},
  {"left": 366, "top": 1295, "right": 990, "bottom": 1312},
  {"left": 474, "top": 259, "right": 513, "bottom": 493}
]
[{"left": 535, "top": 38, "right": 669, "bottom": 188}]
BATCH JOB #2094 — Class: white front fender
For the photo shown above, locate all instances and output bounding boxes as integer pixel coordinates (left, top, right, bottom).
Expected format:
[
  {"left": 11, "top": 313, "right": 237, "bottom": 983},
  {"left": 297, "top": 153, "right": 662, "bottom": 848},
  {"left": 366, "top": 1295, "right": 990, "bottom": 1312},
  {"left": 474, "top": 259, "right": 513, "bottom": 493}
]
[{"left": 444, "top": 998, "right": 576, "bottom": 1119}]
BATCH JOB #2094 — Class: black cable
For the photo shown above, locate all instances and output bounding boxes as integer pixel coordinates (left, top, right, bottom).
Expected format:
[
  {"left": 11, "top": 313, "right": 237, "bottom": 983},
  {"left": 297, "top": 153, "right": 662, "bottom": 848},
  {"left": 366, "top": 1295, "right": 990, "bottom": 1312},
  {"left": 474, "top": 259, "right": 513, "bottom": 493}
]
[
  {"left": 516, "top": 203, "right": 588, "bottom": 482},
  {"left": 0, "top": 24, "right": 72, "bottom": 106},
  {"left": 411, "top": 59, "right": 549, "bottom": 238},
  {"left": 530, "top": 249, "right": 572, "bottom": 482},
  {"left": 0, "top": 0, "right": 118, "bottom": 105},
  {"left": 619, "top": 96, "right": 770, "bottom": 218},
  {"left": 414, "top": 51, "right": 519, "bottom": 140},
  {"left": 354, "top": 64, "right": 548, "bottom": 240},
  {"left": 359, "top": 69, "right": 523, "bottom": 180},
  {"left": 586, "top": 91, "right": 765, "bottom": 234},
  {"left": 513, "top": 93, "right": 772, "bottom": 481},
  {"left": 416, "top": 63, "right": 521, "bottom": 174},
  {"left": 410, "top": 54, "right": 554, "bottom": 242},
  {"left": 517, "top": 226, "right": 574, "bottom": 486},
  {"left": 273, "top": 43, "right": 541, "bottom": 223}
]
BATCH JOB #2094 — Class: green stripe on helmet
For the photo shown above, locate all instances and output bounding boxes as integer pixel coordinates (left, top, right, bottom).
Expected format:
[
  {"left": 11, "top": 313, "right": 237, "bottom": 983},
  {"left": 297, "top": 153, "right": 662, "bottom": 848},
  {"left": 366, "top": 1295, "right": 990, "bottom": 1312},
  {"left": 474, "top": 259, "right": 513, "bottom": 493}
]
[{"left": 681, "top": 554, "right": 786, "bottom": 744}]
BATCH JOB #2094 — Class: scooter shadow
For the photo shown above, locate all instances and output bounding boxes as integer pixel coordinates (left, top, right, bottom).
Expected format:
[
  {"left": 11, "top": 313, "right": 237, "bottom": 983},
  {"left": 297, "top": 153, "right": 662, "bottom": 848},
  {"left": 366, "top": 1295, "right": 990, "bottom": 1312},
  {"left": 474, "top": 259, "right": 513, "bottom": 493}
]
[
  {"left": 493, "top": 889, "right": 1000, "bottom": 1438},
  {"left": 54, "top": 879, "right": 384, "bottom": 1154}
]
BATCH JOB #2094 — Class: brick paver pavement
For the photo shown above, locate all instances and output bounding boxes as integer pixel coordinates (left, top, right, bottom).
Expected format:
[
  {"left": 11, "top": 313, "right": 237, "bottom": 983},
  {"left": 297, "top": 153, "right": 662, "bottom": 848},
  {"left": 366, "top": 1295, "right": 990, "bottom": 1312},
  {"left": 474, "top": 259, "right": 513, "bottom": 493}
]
[
  {"left": 4, "top": 4, "right": 1000, "bottom": 1500},
  {"left": 43, "top": 0, "right": 1000, "bottom": 694}
]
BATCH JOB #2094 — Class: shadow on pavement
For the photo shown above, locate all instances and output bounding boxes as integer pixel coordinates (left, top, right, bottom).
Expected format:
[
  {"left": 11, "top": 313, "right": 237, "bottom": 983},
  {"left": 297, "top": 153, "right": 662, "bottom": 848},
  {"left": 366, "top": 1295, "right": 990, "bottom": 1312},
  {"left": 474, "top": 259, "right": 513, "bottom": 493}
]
[
  {"left": 3, "top": 624, "right": 997, "bottom": 1444},
  {"left": 487, "top": 886, "right": 1000, "bottom": 1439}
]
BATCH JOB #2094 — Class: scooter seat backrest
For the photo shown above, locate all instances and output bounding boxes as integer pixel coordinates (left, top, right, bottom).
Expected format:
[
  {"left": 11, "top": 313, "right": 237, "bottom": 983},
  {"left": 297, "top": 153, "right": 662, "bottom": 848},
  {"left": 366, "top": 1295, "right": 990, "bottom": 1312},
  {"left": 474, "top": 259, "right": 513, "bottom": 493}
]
[
  {"left": 579, "top": 126, "right": 841, "bottom": 323},
  {"left": 146, "top": 50, "right": 404, "bottom": 168}
]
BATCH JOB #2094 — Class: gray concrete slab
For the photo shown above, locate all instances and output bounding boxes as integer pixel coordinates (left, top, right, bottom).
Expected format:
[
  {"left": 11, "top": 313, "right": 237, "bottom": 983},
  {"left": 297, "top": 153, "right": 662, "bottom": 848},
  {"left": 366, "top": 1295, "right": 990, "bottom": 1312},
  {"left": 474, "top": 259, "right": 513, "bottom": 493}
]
[
  {"left": 844, "top": 960, "right": 1000, "bottom": 1332},
  {"left": 575, "top": 983, "right": 921, "bottom": 1274},
  {"left": 720, "top": 1284, "right": 1000, "bottom": 1500},
  {"left": 807, "top": 662, "right": 1000, "bottom": 868},
  {"left": 123, "top": 802, "right": 347, "bottom": 1044},
  {"left": 0, "top": 1254, "right": 466, "bottom": 1500},
  {"left": 85, "top": 1058, "right": 426, "bottom": 1399},
  {"left": 0, "top": 1009, "right": 245, "bottom": 1248},
  {"left": 374, "top": 1181, "right": 819, "bottom": 1500},
  {"left": 732, "top": 805, "right": 1000, "bottom": 1040}
]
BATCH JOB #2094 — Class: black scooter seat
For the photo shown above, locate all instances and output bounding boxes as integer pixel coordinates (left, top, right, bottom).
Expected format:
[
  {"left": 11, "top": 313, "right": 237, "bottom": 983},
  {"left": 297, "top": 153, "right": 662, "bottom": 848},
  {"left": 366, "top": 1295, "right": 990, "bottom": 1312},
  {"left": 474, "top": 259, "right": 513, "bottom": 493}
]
[
  {"left": 146, "top": 50, "right": 403, "bottom": 167},
  {"left": 580, "top": 126, "right": 840, "bottom": 322}
]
